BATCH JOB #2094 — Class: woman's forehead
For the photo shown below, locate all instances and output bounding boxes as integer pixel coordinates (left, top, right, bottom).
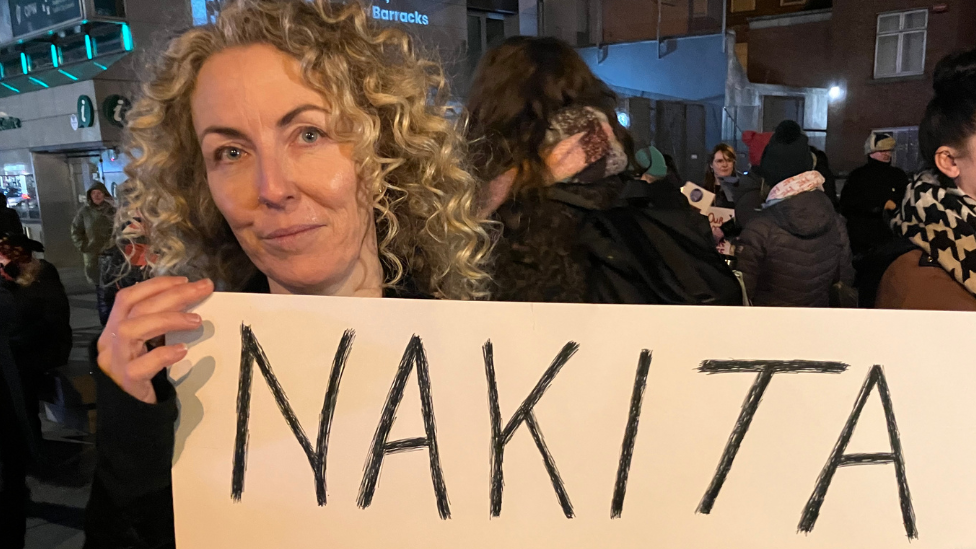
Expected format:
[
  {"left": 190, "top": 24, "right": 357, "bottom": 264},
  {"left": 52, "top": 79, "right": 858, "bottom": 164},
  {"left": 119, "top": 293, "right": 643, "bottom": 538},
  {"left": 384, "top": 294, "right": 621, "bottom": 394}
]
[{"left": 191, "top": 44, "right": 328, "bottom": 132}]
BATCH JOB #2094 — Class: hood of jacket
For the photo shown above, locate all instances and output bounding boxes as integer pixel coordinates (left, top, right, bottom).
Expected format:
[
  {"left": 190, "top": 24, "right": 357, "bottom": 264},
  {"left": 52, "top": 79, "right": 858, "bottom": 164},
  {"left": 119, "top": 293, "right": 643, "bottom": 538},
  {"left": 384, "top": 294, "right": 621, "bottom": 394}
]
[
  {"left": 766, "top": 190, "right": 836, "bottom": 239},
  {"left": 86, "top": 182, "right": 112, "bottom": 208}
]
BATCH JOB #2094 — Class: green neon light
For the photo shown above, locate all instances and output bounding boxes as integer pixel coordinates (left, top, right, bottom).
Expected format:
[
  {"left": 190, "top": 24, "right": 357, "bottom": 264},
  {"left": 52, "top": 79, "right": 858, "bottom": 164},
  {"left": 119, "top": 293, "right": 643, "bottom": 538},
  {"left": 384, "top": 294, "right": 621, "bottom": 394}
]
[
  {"left": 58, "top": 69, "right": 79, "bottom": 81},
  {"left": 1, "top": 83, "right": 20, "bottom": 93},
  {"left": 28, "top": 77, "right": 49, "bottom": 88}
]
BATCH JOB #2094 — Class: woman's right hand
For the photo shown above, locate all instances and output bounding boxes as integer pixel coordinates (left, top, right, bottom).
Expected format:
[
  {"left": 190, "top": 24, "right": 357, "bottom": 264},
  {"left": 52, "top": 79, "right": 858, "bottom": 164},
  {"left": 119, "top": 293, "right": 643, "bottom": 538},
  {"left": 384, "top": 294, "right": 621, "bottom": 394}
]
[{"left": 97, "top": 276, "right": 215, "bottom": 404}]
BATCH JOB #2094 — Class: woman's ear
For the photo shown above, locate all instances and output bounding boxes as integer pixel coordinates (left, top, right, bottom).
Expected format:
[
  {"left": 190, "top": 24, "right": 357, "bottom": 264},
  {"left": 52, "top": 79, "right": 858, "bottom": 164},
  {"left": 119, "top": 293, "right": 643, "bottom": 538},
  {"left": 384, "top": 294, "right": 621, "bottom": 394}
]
[{"left": 935, "top": 145, "right": 962, "bottom": 179}]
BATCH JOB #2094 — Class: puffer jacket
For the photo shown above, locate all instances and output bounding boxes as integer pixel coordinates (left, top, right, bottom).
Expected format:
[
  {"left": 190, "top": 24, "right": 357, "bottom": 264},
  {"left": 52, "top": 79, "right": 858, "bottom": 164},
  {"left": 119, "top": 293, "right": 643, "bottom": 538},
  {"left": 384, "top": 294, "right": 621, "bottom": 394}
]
[
  {"left": 737, "top": 190, "right": 855, "bottom": 307},
  {"left": 71, "top": 182, "right": 116, "bottom": 284}
]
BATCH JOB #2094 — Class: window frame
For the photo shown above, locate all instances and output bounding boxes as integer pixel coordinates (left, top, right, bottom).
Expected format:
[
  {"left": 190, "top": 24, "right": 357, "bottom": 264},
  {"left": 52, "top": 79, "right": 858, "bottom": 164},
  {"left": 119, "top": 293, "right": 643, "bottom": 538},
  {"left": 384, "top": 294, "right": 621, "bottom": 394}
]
[
  {"left": 874, "top": 9, "right": 928, "bottom": 79},
  {"left": 730, "top": 0, "right": 756, "bottom": 14}
]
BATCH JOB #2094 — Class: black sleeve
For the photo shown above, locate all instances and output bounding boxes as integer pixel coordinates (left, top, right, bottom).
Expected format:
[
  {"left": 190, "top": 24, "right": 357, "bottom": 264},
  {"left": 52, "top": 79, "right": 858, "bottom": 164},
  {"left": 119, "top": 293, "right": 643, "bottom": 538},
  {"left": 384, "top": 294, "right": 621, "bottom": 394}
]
[{"left": 85, "top": 363, "right": 177, "bottom": 549}]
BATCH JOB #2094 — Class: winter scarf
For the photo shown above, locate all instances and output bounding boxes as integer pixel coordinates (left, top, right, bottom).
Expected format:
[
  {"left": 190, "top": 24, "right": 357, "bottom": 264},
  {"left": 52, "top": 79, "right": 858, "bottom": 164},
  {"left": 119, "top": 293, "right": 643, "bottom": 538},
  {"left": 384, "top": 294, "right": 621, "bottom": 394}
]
[
  {"left": 481, "top": 106, "right": 627, "bottom": 215},
  {"left": 891, "top": 170, "right": 976, "bottom": 296},
  {"left": 763, "top": 170, "right": 825, "bottom": 208}
]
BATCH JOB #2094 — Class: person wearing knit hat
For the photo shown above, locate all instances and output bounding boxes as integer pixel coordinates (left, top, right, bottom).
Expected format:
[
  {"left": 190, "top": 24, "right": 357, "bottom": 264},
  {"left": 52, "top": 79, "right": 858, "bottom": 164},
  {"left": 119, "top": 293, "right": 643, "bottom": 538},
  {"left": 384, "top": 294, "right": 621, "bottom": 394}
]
[
  {"left": 635, "top": 145, "right": 667, "bottom": 182},
  {"left": 734, "top": 120, "right": 854, "bottom": 307},
  {"left": 839, "top": 131, "right": 910, "bottom": 260}
]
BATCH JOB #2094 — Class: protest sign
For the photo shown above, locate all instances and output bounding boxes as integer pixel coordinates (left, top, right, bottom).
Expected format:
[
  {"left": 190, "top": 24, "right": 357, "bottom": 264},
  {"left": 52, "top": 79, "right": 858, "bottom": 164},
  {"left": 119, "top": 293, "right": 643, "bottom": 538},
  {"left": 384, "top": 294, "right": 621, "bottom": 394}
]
[
  {"left": 708, "top": 206, "right": 736, "bottom": 255},
  {"left": 681, "top": 181, "right": 715, "bottom": 214},
  {"left": 170, "top": 293, "right": 976, "bottom": 548}
]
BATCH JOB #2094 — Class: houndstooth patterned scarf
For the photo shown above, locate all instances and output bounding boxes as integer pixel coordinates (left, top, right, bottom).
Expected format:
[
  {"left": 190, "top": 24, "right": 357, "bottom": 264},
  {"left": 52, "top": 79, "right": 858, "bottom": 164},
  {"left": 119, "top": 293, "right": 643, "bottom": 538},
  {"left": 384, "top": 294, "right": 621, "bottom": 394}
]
[{"left": 891, "top": 169, "right": 976, "bottom": 296}]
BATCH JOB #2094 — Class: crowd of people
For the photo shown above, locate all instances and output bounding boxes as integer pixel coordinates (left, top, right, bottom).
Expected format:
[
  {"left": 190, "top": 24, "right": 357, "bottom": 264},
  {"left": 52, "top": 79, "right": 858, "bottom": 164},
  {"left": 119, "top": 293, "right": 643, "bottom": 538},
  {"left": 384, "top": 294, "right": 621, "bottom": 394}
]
[{"left": 0, "top": 0, "right": 974, "bottom": 546}]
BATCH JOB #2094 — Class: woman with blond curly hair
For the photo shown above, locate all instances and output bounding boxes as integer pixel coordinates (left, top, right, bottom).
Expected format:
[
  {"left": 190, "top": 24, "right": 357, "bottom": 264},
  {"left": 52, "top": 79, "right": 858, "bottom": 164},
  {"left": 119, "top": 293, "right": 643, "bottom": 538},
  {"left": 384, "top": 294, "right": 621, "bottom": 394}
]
[{"left": 84, "top": 0, "right": 491, "bottom": 545}]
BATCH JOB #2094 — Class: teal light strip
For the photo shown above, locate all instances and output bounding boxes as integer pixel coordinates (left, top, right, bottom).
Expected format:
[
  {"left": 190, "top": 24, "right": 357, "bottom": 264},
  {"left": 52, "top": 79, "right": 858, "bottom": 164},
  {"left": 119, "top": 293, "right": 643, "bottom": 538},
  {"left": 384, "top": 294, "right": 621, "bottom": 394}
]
[
  {"left": 85, "top": 35, "right": 93, "bottom": 59},
  {"left": 121, "top": 24, "right": 133, "bottom": 51},
  {"left": 1, "top": 83, "right": 20, "bottom": 93},
  {"left": 93, "top": 62, "right": 108, "bottom": 70},
  {"left": 58, "top": 69, "right": 79, "bottom": 81},
  {"left": 28, "top": 77, "right": 49, "bottom": 88},
  {"left": 51, "top": 44, "right": 59, "bottom": 68},
  {"left": 20, "top": 53, "right": 28, "bottom": 74}
]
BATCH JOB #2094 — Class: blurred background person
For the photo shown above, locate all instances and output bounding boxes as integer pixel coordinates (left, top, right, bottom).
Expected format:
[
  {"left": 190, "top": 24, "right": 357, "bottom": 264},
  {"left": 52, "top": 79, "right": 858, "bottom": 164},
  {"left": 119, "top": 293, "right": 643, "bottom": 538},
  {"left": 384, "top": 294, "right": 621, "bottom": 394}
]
[
  {"left": 0, "top": 232, "right": 73, "bottom": 423},
  {"left": 877, "top": 48, "right": 976, "bottom": 310},
  {"left": 840, "top": 131, "right": 909, "bottom": 258},
  {"left": 467, "top": 36, "right": 634, "bottom": 303},
  {"left": 703, "top": 143, "right": 739, "bottom": 207},
  {"left": 736, "top": 121, "right": 854, "bottom": 307},
  {"left": 71, "top": 182, "right": 116, "bottom": 325}
]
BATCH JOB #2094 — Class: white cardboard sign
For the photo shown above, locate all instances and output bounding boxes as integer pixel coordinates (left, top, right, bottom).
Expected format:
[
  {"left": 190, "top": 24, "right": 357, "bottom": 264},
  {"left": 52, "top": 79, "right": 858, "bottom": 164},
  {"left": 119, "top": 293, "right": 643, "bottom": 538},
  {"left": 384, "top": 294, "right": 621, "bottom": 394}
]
[{"left": 170, "top": 293, "right": 976, "bottom": 548}]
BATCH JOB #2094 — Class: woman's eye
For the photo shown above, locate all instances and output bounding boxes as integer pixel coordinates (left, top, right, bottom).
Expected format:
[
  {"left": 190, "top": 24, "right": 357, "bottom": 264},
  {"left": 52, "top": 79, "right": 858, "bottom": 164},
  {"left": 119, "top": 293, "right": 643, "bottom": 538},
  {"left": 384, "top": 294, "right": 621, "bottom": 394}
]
[
  {"left": 299, "top": 128, "right": 322, "bottom": 144},
  {"left": 216, "top": 147, "right": 244, "bottom": 162}
]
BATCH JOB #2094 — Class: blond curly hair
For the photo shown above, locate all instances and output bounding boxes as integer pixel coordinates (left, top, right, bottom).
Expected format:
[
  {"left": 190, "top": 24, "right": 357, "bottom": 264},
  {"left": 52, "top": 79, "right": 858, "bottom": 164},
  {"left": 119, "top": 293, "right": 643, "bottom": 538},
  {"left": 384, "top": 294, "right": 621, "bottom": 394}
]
[{"left": 117, "top": 0, "right": 491, "bottom": 299}]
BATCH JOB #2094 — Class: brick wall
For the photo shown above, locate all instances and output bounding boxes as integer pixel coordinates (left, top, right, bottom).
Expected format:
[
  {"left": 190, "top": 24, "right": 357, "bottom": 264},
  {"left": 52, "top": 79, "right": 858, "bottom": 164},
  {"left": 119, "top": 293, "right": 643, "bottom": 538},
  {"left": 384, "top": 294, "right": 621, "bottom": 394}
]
[
  {"left": 826, "top": 0, "right": 972, "bottom": 171},
  {"left": 747, "top": 18, "right": 832, "bottom": 87}
]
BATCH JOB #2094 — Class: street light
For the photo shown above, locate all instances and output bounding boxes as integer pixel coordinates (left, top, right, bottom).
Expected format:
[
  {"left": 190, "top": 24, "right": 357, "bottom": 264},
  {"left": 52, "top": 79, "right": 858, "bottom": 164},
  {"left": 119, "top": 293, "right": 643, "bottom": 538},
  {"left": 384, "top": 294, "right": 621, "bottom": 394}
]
[{"left": 828, "top": 86, "right": 844, "bottom": 102}]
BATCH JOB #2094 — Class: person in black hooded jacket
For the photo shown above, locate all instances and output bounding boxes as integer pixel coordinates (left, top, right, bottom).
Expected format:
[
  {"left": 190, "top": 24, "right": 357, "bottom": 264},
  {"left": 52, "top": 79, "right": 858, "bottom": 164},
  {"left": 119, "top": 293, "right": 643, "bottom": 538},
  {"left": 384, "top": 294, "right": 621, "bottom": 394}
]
[{"left": 736, "top": 121, "right": 855, "bottom": 307}]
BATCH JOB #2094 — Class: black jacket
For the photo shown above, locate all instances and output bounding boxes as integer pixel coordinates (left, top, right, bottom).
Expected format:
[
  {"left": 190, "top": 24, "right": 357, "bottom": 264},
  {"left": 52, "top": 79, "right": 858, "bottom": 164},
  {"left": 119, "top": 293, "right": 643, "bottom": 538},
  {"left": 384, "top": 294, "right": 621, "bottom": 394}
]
[
  {"left": 490, "top": 175, "right": 625, "bottom": 303},
  {"left": 3, "top": 261, "right": 72, "bottom": 379},
  {"left": 0, "top": 286, "right": 38, "bottom": 459},
  {"left": 84, "top": 279, "right": 429, "bottom": 549},
  {"left": 0, "top": 205, "right": 22, "bottom": 236},
  {"left": 839, "top": 158, "right": 909, "bottom": 257},
  {"left": 737, "top": 190, "right": 855, "bottom": 307}
]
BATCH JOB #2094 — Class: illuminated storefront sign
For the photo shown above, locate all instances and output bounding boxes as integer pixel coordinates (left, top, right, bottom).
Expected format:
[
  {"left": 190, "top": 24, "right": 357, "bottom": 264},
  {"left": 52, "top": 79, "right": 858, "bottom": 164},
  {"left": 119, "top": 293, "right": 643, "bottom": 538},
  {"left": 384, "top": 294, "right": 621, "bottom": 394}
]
[{"left": 370, "top": 2, "right": 430, "bottom": 26}]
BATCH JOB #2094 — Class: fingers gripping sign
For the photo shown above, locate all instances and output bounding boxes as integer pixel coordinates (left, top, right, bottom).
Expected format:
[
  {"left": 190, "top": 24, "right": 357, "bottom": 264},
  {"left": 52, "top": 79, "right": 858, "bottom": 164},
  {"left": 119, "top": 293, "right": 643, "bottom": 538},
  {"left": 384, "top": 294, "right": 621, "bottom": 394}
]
[{"left": 97, "top": 276, "right": 215, "bottom": 404}]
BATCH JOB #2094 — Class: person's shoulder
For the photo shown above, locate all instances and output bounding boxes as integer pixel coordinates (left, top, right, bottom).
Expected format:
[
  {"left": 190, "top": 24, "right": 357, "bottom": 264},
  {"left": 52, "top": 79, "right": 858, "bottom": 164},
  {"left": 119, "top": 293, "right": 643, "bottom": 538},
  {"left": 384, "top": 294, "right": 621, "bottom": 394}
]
[{"left": 877, "top": 249, "right": 976, "bottom": 310}]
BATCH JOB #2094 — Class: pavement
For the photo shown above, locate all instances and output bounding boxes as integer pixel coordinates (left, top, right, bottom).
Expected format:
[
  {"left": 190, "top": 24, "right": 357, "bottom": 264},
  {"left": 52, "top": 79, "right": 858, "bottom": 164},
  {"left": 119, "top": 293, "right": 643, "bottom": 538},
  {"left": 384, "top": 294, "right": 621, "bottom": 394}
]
[{"left": 23, "top": 265, "right": 100, "bottom": 549}]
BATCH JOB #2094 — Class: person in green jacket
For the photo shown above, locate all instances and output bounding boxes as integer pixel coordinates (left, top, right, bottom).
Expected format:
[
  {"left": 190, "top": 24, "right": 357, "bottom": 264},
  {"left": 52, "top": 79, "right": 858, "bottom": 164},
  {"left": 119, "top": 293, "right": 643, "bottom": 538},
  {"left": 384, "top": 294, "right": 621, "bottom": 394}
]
[{"left": 70, "top": 182, "right": 116, "bottom": 285}]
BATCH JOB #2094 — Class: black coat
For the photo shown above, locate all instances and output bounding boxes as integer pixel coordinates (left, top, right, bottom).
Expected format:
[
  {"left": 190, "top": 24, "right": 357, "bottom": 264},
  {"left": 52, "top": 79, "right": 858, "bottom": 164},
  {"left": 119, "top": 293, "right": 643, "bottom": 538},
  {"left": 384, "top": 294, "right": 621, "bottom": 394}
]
[
  {"left": 0, "top": 286, "right": 37, "bottom": 459},
  {"left": 3, "top": 260, "right": 73, "bottom": 379},
  {"left": 0, "top": 204, "right": 22, "bottom": 236},
  {"left": 737, "top": 190, "right": 855, "bottom": 307},
  {"left": 84, "top": 280, "right": 429, "bottom": 549},
  {"left": 839, "top": 158, "right": 909, "bottom": 257}
]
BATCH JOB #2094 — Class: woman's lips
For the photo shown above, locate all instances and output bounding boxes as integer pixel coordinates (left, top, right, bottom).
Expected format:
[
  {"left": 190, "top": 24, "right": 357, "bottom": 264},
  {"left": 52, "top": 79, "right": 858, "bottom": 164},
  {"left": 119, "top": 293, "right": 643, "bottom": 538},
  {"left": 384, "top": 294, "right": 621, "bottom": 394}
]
[{"left": 260, "top": 224, "right": 325, "bottom": 250}]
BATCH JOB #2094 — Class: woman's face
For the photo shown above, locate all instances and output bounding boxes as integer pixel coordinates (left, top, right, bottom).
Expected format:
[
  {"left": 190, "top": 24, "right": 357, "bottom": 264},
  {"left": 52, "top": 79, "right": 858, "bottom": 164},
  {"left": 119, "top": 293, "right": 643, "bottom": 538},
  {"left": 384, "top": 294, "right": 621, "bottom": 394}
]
[
  {"left": 711, "top": 151, "right": 735, "bottom": 178},
  {"left": 191, "top": 44, "right": 378, "bottom": 296}
]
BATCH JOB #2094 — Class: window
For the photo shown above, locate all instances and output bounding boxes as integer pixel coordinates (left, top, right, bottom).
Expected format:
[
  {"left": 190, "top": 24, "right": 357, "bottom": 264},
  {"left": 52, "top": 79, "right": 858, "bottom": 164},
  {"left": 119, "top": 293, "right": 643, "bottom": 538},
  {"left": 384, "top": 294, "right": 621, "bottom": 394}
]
[
  {"left": 875, "top": 9, "right": 928, "bottom": 79},
  {"left": 693, "top": 0, "right": 709, "bottom": 17},
  {"left": 730, "top": 0, "right": 755, "bottom": 13}
]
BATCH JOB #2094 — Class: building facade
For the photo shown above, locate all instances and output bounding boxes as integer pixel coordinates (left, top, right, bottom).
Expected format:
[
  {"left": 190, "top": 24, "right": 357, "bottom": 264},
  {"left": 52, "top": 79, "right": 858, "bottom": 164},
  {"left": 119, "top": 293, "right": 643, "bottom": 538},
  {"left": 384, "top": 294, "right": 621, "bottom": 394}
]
[{"left": 742, "top": 0, "right": 976, "bottom": 173}]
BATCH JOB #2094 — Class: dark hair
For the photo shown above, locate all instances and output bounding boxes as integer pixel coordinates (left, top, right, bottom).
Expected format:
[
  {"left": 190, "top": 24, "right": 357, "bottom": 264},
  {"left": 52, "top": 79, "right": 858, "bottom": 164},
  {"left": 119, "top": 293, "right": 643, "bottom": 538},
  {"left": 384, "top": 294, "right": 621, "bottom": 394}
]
[
  {"left": 919, "top": 48, "right": 976, "bottom": 168},
  {"left": 465, "top": 36, "right": 633, "bottom": 195},
  {"left": 703, "top": 143, "right": 737, "bottom": 193}
]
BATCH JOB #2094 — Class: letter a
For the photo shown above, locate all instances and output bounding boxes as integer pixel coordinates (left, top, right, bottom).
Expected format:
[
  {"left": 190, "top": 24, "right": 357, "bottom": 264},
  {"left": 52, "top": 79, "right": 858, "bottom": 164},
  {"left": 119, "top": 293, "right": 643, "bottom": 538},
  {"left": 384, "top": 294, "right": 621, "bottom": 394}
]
[
  {"left": 357, "top": 336, "right": 450, "bottom": 519},
  {"left": 798, "top": 365, "right": 916, "bottom": 538}
]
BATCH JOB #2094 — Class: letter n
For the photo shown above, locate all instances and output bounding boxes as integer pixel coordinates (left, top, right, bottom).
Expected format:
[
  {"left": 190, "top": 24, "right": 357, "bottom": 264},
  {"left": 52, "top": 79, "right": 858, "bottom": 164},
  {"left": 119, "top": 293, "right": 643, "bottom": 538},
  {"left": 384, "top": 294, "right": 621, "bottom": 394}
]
[
  {"left": 798, "top": 365, "right": 916, "bottom": 538},
  {"left": 232, "top": 326, "right": 354, "bottom": 505},
  {"left": 357, "top": 336, "right": 451, "bottom": 519}
]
